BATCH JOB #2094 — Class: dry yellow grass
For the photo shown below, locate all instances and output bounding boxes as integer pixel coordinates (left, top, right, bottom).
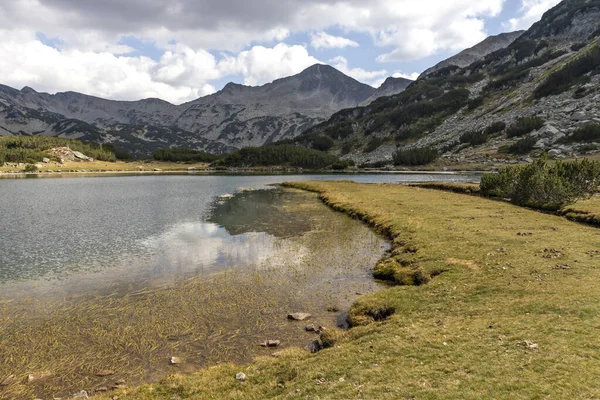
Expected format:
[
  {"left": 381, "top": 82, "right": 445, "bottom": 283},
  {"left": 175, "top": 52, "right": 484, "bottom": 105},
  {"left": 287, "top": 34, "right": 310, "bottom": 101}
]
[{"left": 92, "top": 181, "right": 600, "bottom": 399}]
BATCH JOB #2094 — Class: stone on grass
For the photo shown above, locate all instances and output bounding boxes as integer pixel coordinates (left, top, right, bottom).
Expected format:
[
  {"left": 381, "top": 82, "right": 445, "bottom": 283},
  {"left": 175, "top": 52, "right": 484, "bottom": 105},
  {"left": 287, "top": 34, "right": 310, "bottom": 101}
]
[
  {"left": 304, "top": 340, "right": 322, "bottom": 354},
  {"left": 287, "top": 312, "right": 311, "bottom": 321},
  {"left": 170, "top": 357, "right": 182, "bottom": 365},
  {"left": 260, "top": 340, "right": 281, "bottom": 347},
  {"left": 72, "top": 390, "right": 89, "bottom": 399},
  {"left": 27, "top": 371, "right": 52, "bottom": 383},
  {"left": 236, "top": 372, "right": 247, "bottom": 381}
]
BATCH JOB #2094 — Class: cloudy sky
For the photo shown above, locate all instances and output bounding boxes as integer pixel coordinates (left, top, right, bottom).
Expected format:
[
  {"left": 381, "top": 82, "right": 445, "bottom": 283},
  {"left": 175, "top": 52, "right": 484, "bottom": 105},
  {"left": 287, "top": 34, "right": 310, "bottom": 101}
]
[{"left": 0, "top": 0, "right": 561, "bottom": 104}]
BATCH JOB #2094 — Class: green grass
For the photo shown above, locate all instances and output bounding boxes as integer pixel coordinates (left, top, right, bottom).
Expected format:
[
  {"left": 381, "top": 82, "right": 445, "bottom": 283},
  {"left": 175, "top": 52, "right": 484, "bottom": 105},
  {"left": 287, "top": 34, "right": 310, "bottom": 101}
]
[{"left": 98, "top": 181, "right": 600, "bottom": 399}]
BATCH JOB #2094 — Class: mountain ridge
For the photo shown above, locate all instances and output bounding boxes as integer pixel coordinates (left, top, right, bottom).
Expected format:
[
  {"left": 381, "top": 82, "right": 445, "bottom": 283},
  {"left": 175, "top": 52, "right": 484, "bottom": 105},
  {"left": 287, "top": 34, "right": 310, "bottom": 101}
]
[{"left": 0, "top": 63, "right": 406, "bottom": 156}]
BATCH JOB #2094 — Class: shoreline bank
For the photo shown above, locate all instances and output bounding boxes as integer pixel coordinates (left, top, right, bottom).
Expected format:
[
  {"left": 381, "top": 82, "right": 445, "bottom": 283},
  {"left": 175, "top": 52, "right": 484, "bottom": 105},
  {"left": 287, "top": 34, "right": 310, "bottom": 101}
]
[{"left": 94, "top": 181, "right": 600, "bottom": 399}]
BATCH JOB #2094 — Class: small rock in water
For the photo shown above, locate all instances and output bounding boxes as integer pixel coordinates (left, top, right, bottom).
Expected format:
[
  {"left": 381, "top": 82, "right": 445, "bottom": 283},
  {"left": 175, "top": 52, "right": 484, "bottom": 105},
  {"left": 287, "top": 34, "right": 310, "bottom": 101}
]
[
  {"left": 72, "top": 390, "right": 89, "bottom": 399},
  {"left": 0, "top": 374, "right": 15, "bottom": 386},
  {"left": 170, "top": 357, "right": 182, "bottom": 365},
  {"left": 236, "top": 372, "right": 247, "bottom": 381},
  {"left": 95, "top": 370, "right": 115, "bottom": 377},
  {"left": 288, "top": 312, "right": 311, "bottom": 321},
  {"left": 27, "top": 371, "right": 53, "bottom": 383},
  {"left": 305, "top": 340, "right": 322, "bottom": 354}
]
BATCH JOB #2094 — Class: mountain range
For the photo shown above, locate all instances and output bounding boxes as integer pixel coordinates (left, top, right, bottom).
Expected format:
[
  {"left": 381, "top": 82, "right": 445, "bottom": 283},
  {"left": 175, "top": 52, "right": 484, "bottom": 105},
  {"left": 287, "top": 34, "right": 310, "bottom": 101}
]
[
  {"left": 1, "top": 0, "right": 598, "bottom": 165},
  {"left": 0, "top": 64, "right": 405, "bottom": 156},
  {"left": 292, "top": 0, "right": 600, "bottom": 167}
]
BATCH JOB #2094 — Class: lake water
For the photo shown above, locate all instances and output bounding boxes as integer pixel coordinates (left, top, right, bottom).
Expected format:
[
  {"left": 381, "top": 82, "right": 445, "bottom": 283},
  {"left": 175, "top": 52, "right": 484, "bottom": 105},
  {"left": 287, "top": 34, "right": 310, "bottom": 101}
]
[
  {"left": 0, "top": 173, "right": 480, "bottom": 399},
  {"left": 0, "top": 173, "right": 479, "bottom": 288}
]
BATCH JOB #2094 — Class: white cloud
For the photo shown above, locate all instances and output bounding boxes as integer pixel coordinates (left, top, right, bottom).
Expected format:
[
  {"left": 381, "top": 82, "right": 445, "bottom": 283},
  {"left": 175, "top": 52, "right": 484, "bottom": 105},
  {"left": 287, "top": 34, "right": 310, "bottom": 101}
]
[
  {"left": 329, "top": 56, "right": 388, "bottom": 87},
  {"left": 0, "top": 0, "right": 514, "bottom": 101},
  {"left": 0, "top": 33, "right": 321, "bottom": 103},
  {"left": 310, "top": 32, "right": 359, "bottom": 49},
  {"left": 506, "top": 0, "right": 561, "bottom": 31}
]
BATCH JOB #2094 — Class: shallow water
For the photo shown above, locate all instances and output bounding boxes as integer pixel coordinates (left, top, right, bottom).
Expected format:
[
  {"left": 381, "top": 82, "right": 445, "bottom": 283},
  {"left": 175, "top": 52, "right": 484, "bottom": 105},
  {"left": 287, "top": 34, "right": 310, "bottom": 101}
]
[{"left": 0, "top": 174, "right": 477, "bottom": 399}]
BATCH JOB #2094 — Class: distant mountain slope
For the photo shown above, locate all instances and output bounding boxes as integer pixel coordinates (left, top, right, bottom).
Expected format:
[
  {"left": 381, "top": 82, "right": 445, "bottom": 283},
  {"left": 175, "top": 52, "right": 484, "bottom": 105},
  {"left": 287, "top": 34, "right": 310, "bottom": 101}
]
[
  {"left": 420, "top": 31, "right": 525, "bottom": 77},
  {"left": 360, "top": 77, "right": 413, "bottom": 106},
  {"left": 288, "top": 0, "right": 600, "bottom": 166},
  {"left": 0, "top": 64, "right": 378, "bottom": 155}
]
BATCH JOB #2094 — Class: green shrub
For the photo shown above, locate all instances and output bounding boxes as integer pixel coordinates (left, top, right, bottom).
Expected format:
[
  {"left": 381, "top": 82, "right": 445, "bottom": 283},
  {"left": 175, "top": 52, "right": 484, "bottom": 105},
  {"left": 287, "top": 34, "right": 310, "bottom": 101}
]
[
  {"left": 23, "top": 164, "right": 38, "bottom": 172},
  {"left": 573, "top": 86, "right": 588, "bottom": 99},
  {"left": 341, "top": 140, "right": 357, "bottom": 155},
  {"left": 468, "top": 96, "right": 484, "bottom": 110},
  {"left": 359, "top": 160, "right": 388, "bottom": 169},
  {"left": 311, "top": 135, "right": 335, "bottom": 152},
  {"left": 460, "top": 131, "right": 488, "bottom": 146},
  {"left": 216, "top": 144, "right": 339, "bottom": 169},
  {"left": 392, "top": 147, "right": 439, "bottom": 166},
  {"left": 534, "top": 45, "right": 600, "bottom": 99},
  {"left": 325, "top": 123, "right": 353, "bottom": 140},
  {"left": 484, "top": 121, "right": 507, "bottom": 135},
  {"left": 506, "top": 116, "right": 545, "bottom": 138},
  {"left": 152, "top": 147, "right": 219, "bottom": 163},
  {"left": 509, "top": 137, "right": 537, "bottom": 154},
  {"left": 480, "top": 157, "right": 600, "bottom": 210},
  {"left": 331, "top": 160, "right": 355, "bottom": 170},
  {"left": 562, "top": 123, "right": 600, "bottom": 143},
  {"left": 364, "top": 137, "right": 385, "bottom": 153}
]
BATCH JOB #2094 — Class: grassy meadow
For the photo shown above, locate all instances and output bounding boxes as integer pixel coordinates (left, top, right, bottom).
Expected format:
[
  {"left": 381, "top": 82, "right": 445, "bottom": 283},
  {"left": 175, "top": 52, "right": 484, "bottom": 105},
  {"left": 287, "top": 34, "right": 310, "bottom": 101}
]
[{"left": 90, "top": 181, "right": 600, "bottom": 399}]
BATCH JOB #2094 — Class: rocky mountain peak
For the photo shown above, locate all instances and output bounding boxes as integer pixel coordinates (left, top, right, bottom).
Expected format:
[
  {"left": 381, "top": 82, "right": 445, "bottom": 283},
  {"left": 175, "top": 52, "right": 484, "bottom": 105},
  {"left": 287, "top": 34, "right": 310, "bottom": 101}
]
[
  {"left": 525, "top": 0, "right": 600, "bottom": 40},
  {"left": 20, "top": 86, "right": 38, "bottom": 95}
]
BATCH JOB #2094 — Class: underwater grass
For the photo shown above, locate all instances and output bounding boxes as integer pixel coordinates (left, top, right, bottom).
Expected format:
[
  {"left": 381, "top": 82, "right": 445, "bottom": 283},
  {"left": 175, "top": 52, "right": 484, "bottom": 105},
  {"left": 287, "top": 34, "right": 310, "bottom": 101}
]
[
  {"left": 95, "top": 181, "right": 600, "bottom": 399},
  {"left": 0, "top": 190, "right": 386, "bottom": 399}
]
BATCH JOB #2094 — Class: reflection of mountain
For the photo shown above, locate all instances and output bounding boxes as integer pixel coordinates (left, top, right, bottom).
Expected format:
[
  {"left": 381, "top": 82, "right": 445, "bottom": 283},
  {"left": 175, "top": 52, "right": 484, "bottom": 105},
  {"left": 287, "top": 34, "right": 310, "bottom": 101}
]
[{"left": 207, "top": 190, "right": 313, "bottom": 238}]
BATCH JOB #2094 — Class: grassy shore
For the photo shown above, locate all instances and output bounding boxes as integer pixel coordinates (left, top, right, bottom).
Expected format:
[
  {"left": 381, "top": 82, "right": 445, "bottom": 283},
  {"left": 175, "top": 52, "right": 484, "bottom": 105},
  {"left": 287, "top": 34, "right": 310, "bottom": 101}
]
[
  {"left": 91, "top": 181, "right": 600, "bottom": 399},
  {"left": 0, "top": 160, "right": 211, "bottom": 174}
]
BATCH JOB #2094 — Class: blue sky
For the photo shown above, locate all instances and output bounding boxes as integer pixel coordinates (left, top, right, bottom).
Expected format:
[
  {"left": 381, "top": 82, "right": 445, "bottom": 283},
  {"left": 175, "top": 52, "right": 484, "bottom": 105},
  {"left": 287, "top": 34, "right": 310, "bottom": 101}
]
[{"left": 0, "top": 0, "right": 561, "bottom": 103}]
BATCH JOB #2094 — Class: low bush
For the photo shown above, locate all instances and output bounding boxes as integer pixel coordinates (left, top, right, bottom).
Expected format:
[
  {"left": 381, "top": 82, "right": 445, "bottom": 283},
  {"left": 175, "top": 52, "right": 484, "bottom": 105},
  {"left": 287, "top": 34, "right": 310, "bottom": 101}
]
[
  {"left": 509, "top": 137, "right": 537, "bottom": 154},
  {"left": 562, "top": 123, "right": 600, "bottom": 143},
  {"left": 480, "top": 157, "right": 600, "bottom": 210},
  {"left": 152, "top": 147, "right": 220, "bottom": 163},
  {"left": 460, "top": 131, "right": 488, "bottom": 146},
  {"left": 506, "top": 116, "right": 545, "bottom": 138},
  {"left": 216, "top": 144, "right": 340, "bottom": 169},
  {"left": 484, "top": 121, "right": 507, "bottom": 135},
  {"left": 364, "top": 137, "right": 385, "bottom": 153},
  {"left": 392, "top": 147, "right": 439, "bottom": 166},
  {"left": 330, "top": 160, "right": 355, "bottom": 170},
  {"left": 23, "top": 164, "right": 38, "bottom": 172},
  {"left": 467, "top": 96, "right": 484, "bottom": 110},
  {"left": 311, "top": 135, "right": 335, "bottom": 152},
  {"left": 359, "top": 160, "right": 389, "bottom": 169}
]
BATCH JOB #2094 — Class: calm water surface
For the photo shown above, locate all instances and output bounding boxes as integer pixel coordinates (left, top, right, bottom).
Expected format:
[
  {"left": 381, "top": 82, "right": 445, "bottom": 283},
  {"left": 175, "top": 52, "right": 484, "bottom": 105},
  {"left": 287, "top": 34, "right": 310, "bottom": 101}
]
[{"left": 0, "top": 173, "right": 479, "bottom": 290}]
